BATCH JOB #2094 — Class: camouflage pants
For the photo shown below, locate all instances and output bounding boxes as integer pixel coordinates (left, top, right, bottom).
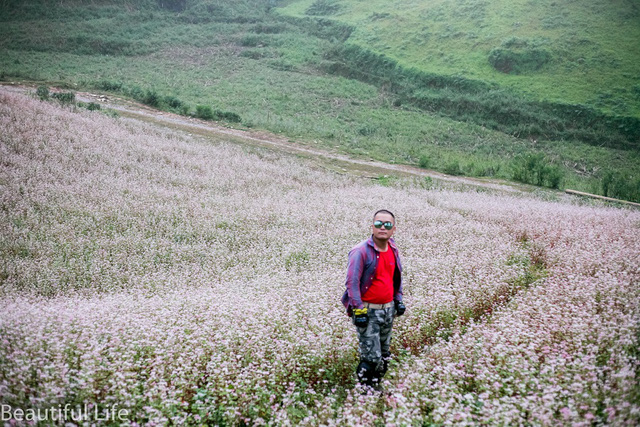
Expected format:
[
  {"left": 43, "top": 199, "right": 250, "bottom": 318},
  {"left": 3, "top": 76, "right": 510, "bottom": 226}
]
[{"left": 353, "top": 306, "right": 395, "bottom": 368}]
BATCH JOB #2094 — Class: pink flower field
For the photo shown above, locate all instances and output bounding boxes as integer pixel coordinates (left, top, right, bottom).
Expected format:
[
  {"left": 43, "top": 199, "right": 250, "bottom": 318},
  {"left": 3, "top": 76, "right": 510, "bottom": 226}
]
[{"left": 1, "top": 90, "right": 638, "bottom": 425}]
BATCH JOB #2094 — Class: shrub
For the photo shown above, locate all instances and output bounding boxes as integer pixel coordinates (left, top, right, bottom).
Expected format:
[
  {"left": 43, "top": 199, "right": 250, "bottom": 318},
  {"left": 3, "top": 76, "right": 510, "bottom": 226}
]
[
  {"left": 195, "top": 105, "right": 214, "bottom": 120},
  {"left": 601, "top": 170, "right": 616, "bottom": 197},
  {"left": 164, "top": 95, "right": 184, "bottom": 110},
  {"left": 36, "top": 85, "right": 50, "bottom": 101},
  {"left": 94, "top": 80, "right": 123, "bottom": 92},
  {"left": 141, "top": 90, "right": 160, "bottom": 108},
  {"left": 196, "top": 109, "right": 244, "bottom": 123},
  {"left": 128, "top": 86, "right": 145, "bottom": 102},
  {"left": 488, "top": 38, "right": 551, "bottom": 74},
  {"left": 444, "top": 160, "right": 463, "bottom": 176},
  {"left": 418, "top": 155, "right": 430, "bottom": 169},
  {"left": 545, "top": 166, "right": 563, "bottom": 190},
  {"left": 488, "top": 47, "right": 551, "bottom": 74},
  {"left": 601, "top": 170, "right": 640, "bottom": 202},
  {"left": 51, "top": 91, "right": 75, "bottom": 105},
  {"left": 215, "top": 110, "right": 242, "bottom": 123},
  {"left": 511, "top": 153, "right": 563, "bottom": 189},
  {"left": 86, "top": 102, "right": 101, "bottom": 111}
]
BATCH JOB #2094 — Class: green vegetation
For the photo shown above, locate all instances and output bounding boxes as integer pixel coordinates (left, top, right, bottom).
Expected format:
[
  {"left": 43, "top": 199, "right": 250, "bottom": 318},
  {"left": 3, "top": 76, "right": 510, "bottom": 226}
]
[
  {"left": 320, "top": 43, "right": 638, "bottom": 151},
  {"left": 35, "top": 85, "right": 49, "bottom": 100},
  {"left": 511, "top": 153, "right": 563, "bottom": 189},
  {"left": 33, "top": 86, "right": 112, "bottom": 114},
  {"left": 1, "top": 0, "right": 639, "bottom": 201},
  {"left": 600, "top": 170, "right": 640, "bottom": 203},
  {"left": 488, "top": 37, "right": 551, "bottom": 74},
  {"left": 279, "top": 0, "right": 640, "bottom": 116},
  {"left": 51, "top": 91, "right": 75, "bottom": 105}
]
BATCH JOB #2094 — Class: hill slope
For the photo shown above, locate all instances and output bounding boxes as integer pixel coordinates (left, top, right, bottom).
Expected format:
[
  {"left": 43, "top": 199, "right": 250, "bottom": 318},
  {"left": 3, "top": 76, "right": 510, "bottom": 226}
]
[
  {"left": 1, "top": 0, "right": 639, "bottom": 201},
  {"left": 279, "top": 0, "right": 640, "bottom": 117}
]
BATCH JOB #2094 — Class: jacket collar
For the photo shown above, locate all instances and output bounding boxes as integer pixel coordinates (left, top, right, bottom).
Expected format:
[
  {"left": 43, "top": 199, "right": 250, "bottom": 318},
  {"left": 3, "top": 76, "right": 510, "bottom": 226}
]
[{"left": 367, "top": 235, "right": 397, "bottom": 251}]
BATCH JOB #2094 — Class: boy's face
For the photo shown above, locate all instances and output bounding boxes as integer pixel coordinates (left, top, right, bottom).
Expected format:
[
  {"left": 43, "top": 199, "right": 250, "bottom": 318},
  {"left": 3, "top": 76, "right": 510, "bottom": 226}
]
[{"left": 371, "top": 212, "right": 395, "bottom": 241}]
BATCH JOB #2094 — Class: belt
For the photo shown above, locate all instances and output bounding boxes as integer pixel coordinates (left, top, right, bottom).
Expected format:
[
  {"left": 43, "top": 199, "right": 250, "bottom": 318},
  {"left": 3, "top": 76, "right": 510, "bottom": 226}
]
[{"left": 363, "top": 301, "right": 393, "bottom": 309}]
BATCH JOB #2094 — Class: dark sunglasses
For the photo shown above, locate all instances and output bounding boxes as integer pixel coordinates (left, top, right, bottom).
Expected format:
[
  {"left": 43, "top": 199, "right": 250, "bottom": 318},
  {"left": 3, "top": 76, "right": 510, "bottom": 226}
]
[{"left": 373, "top": 220, "right": 394, "bottom": 230}]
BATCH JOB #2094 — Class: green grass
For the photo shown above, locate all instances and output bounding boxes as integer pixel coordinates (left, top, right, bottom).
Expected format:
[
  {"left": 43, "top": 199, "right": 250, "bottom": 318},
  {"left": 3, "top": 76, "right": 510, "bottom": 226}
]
[
  {"left": 278, "top": 0, "right": 640, "bottom": 117},
  {"left": 1, "top": 0, "right": 639, "bottom": 201}
]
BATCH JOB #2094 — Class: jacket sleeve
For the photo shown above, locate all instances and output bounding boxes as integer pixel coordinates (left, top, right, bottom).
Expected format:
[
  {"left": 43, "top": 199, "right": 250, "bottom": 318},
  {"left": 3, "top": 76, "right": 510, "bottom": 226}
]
[
  {"left": 393, "top": 248, "right": 403, "bottom": 302},
  {"left": 345, "top": 246, "right": 365, "bottom": 310}
]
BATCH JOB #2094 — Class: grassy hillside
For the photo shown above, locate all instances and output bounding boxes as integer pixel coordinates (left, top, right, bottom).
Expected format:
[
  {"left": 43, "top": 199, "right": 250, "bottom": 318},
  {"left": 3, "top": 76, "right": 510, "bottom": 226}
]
[
  {"left": 1, "top": 0, "right": 639, "bottom": 201},
  {"left": 279, "top": 0, "right": 640, "bottom": 117}
]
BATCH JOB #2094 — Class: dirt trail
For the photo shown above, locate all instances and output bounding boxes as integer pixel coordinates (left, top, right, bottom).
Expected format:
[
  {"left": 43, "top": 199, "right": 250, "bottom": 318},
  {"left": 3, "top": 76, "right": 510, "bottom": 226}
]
[{"left": 2, "top": 83, "right": 535, "bottom": 194}]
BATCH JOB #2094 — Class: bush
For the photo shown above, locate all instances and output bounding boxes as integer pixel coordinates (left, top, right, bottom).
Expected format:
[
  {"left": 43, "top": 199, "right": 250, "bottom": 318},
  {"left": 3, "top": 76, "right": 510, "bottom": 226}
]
[
  {"left": 601, "top": 170, "right": 640, "bottom": 202},
  {"left": 444, "top": 160, "right": 463, "bottom": 176},
  {"left": 164, "top": 95, "right": 184, "bottom": 110},
  {"left": 488, "top": 37, "right": 551, "bottom": 74},
  {"left": 128, "top": 86, "right": 145, "bottom": 102},
  {"left": 36, "top": 85, "right": 49, "bottom": 100},
  {"left": 511, "top": 153, "right": 563, "bottom": 189},
  {"left": 141, "top": 90, "right": 160, "bottom": 108},
  {"left": 94, "top": 80, "right": 123, "bottom": 92},
  {"left": 418, "top": 155, "right": 430, "bottom": 169},
  {"left": 51, "top": 91, "right": 75, "bottom": 105},
  {"left": 215, "top": 110, "right": 242, "bottom": 123},
  {"left": 86, "top": 102, "right": 101, "bottom": 111},
  {"left": 195, "top": 105, "right": 214, "bottom": 120},
  {"left": 127, "top": 87, "right": 160, "bottom": 108},
  {"left": 488, "top": 47, "right": 551, "bottom": 74}
]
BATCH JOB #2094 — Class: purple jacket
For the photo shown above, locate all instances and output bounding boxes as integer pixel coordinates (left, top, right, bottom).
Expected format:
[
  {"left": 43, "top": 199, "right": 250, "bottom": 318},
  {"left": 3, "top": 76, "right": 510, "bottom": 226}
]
[{"left": 341, "top": 236, "right": 403, "bottom": 314}]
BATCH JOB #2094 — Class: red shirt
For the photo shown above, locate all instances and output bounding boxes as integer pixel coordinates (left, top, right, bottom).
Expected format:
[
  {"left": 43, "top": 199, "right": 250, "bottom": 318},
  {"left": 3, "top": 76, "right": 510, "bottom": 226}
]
[{"left": 362, "top": 247, "right": 395, "bottom": 304}]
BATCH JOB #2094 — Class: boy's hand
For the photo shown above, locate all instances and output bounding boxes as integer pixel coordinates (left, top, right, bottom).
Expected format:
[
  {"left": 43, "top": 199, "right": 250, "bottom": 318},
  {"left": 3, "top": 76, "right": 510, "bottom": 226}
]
[{"left": 394, "top": 300, "right": 406, "bottom": 317}]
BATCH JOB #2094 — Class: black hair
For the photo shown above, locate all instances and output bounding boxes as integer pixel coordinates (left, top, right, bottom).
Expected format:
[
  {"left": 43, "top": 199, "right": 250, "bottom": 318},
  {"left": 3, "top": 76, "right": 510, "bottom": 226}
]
[{"left": 373, "top": 209, "right": 395, "bottom": 221}]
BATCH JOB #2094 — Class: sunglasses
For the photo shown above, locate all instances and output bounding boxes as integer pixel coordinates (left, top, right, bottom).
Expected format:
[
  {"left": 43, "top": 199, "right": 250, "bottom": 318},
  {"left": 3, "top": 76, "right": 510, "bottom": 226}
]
[{"left": 373, "top": 220, "right": 394, "bottom": 230}]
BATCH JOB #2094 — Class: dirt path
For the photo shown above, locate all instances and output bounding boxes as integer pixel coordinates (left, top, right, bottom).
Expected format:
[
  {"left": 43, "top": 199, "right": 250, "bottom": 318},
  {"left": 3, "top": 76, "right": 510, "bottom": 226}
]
[{"left": 1, "top": 83, "right": 537, "bottom": 194}]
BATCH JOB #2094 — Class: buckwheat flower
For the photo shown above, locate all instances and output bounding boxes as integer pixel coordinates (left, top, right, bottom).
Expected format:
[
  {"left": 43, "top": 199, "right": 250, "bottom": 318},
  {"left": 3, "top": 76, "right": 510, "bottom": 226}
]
[{"left": 1, "top": 90, "right": 638, "bottom": 425}]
